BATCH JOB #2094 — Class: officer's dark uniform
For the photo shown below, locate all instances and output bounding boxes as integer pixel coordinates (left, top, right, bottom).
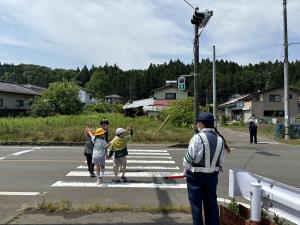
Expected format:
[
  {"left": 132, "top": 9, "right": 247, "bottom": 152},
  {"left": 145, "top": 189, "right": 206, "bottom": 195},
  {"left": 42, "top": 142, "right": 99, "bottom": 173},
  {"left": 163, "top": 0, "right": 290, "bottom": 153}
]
[
  {"left": 183, "top": 112, "right": 225, "bottom": 225},
  {"left": 248, "top": 116, "right": 258, "bottom": 143}
]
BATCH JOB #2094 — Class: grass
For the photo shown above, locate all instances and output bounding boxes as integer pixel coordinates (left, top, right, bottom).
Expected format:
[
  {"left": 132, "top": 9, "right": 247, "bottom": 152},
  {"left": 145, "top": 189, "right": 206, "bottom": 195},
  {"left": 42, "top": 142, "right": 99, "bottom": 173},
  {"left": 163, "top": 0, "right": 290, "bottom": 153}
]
[
  {"left": 22, "top": 199, "right": 191, "bottom": 214},
  {"left": 1, "top": 113, "right": 298, "bottom": 144},
  {"left": 0, "top": 113, "right": 193, "bottom": 144}
]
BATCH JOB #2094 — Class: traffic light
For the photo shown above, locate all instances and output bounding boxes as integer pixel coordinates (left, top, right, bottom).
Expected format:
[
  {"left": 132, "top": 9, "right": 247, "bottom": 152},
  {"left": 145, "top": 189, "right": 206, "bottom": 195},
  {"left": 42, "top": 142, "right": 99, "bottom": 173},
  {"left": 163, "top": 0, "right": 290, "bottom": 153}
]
[
  {"left": 178, "top": 77, "right": 186, "bottom": 91},
  {"left": 191, "top": 7, "right": 205, "bottom": 26}
]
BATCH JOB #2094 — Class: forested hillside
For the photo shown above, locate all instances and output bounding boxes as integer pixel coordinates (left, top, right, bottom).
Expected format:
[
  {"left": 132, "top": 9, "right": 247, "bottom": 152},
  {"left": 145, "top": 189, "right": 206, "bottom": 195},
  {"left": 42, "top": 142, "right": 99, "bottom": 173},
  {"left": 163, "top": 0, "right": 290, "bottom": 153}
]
[{"left": 1, "top": 59, "right": 300, "bottom": 104}]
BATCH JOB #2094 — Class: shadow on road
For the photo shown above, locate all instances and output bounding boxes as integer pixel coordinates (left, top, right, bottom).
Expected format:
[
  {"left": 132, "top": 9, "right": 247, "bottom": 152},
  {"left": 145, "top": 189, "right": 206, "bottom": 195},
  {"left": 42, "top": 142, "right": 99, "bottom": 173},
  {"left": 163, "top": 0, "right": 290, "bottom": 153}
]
[
  {"left": 150, "top": 176, "right": 188, "bottom": 225},
  {"left": 242, "top": 150, "right": 281, "bottom": 169}
]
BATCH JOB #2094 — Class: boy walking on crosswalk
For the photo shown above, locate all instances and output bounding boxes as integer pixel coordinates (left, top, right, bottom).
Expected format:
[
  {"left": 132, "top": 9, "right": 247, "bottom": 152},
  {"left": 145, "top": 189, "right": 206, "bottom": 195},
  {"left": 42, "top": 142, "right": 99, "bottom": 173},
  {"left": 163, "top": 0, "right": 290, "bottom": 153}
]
[{"left": 108, "top": 126, "right": 133, "bottom": 183}]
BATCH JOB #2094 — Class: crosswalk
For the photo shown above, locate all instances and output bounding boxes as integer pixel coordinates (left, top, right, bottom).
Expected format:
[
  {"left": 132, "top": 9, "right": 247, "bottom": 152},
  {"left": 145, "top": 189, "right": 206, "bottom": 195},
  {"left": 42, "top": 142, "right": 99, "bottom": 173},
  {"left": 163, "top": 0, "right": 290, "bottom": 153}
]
[{"left": 51, "top": 149, "right": 186, "bottom": 189}]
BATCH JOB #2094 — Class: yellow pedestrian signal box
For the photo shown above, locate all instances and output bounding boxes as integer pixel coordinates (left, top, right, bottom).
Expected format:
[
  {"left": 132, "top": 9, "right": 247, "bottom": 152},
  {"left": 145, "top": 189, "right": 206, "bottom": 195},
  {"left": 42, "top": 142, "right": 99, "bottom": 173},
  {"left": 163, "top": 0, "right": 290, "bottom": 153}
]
[{"left": 178, "top": 77, "right": 185, "bottom": 91}]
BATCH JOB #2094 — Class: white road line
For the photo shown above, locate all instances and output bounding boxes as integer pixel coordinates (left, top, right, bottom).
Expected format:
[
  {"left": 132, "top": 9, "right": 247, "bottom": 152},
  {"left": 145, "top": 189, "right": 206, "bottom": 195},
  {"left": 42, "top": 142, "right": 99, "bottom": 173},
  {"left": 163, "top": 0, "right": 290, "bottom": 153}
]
[
  {"left": 77, "top": 165, "right": 180, "bottom": 170},
  {"left": 11, "top": 150, "right": 34, "bottom": 156},
  {"left": 0, "top": 192, "right": 40, "bottom": 196},
  {"left": 166, "top": 148, "right": 186, "bottom": 151},
  {"left": 52, "top": 181, "right": 187, "bottom": 189},
  {"left": 125, "top": 156, "right": 172, "bottom": 159},
  {"left": 67, "top": 171, "right": 183, "bottom": 177},
  {"left": 0, "top": 148, "right": 39, "bottom": 160},
  {"left": 127, "top": 152, "right": 170, "bottom": 156},
  {"left": 105, "top": 160, "right": 175, "bottom": 164},
  {"left": 128, "top": 150, "right": 168, "bottom": 153}
]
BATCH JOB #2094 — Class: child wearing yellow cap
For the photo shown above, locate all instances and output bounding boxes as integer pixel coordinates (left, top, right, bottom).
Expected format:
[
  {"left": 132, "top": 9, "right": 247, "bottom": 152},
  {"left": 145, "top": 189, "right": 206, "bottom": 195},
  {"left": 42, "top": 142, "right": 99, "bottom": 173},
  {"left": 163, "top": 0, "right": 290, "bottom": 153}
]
[{"left": 86, "top": 127, "right": 109, "bottom": 185}]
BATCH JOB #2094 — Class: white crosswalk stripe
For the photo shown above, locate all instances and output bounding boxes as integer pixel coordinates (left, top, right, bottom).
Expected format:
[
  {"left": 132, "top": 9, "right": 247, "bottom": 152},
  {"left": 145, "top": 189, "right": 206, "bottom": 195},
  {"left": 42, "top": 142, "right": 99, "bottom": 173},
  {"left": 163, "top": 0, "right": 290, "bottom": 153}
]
[
  {"left": 122, "top": 155, "right": 172, "bottom": 159},
  {"left": 105, "top": 160, "right": 175, "bottom": 164},
  {"left": 126, "top": 152, "right": 170, "bottom": 155},
  {"left": 77, "top": 165, "right": 180, "bottom": 170},
  {"left": 66, "top": 171, "right": 182, "bottom": 177},
  {"left": 52, "top": 181, "right": 186, "bottom": 189},
  {"left": 51, "top": 149, "right": 185, "bottom": 189}
]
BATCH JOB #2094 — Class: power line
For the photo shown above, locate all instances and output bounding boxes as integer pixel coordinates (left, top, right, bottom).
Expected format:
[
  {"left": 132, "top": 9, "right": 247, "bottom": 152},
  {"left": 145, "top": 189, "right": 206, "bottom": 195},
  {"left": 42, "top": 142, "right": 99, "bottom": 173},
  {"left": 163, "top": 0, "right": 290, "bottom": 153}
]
[
  {"left": 288, "top": 41, "right": 300, "bottom": 46},
  {"left": 214, "top": 65, "right": 284, "bottom": 93},
  {"left": 183, "top": 0, "right": 194, "bottom": 9}
]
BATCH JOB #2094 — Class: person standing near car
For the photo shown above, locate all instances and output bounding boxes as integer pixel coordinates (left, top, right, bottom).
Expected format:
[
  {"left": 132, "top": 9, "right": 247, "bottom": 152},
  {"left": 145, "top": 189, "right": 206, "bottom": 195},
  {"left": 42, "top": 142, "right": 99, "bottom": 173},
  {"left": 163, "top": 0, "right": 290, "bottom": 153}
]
[
  {"left": 248, "top": 114, "right": 258, "bottom": 144},
  {"left": 183, "top": 112, "right": 230, "bottom": 225}
]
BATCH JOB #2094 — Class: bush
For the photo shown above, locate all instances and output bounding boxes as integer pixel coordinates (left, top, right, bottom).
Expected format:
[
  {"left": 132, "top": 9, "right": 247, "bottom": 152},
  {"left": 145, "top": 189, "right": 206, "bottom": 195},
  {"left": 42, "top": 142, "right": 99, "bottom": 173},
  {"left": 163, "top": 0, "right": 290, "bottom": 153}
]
[
  {"left": 161, "top": 97, "right": 203, "bottom": 128},
  {"left": 161, "top": 97, "right": 193, "bottom": 127},
  {"left": 30, "top": 82, "right": 83, "bottom": 117},
  {"left": 227, "top": 198, "right": 239, "bottom": 215},
  {"left": 220, "top": 114, "right": 229, "bottom": 126}
]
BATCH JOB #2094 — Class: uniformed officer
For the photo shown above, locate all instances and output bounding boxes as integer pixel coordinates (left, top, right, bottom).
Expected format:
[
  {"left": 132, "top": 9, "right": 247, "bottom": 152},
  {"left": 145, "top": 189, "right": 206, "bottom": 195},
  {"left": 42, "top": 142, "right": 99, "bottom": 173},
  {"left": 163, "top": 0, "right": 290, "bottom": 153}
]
[
  {"left": 183, "top": 112, "right": 230, "bottom": 225},
  {"left": 248, "top": 114, "right": 258, "bottom": 144}
]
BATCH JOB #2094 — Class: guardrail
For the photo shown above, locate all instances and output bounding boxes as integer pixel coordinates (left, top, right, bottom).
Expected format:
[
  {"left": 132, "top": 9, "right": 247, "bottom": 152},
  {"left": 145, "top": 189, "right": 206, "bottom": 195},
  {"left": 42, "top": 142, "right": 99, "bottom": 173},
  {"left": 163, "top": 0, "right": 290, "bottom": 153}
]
[{"left": 229, "top": 169, "right": 300, "bottom": 224}]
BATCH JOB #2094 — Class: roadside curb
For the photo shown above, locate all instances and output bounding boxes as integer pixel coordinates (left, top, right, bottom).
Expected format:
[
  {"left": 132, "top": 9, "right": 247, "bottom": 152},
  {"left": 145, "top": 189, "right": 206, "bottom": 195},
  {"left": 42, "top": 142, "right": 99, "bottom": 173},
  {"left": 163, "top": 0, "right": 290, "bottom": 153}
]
[{"left": 0, "top": 141, "right": 85, "bottom": 146}]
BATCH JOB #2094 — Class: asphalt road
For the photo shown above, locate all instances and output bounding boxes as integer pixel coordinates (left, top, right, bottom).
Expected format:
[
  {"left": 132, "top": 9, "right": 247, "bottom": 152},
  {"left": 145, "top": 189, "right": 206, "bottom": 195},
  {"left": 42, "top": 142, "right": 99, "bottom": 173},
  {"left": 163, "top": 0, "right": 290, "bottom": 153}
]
[{"left": 0, "top": 128, "right": 299, "bottom": 224}]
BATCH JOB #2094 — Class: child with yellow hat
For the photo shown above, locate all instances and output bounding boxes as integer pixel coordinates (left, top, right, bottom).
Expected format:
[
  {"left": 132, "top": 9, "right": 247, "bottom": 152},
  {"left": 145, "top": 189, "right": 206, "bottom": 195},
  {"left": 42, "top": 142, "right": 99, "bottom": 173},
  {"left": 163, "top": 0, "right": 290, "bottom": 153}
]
[{"left": 86, "top": 127, "right": 109, "bottom": 185}]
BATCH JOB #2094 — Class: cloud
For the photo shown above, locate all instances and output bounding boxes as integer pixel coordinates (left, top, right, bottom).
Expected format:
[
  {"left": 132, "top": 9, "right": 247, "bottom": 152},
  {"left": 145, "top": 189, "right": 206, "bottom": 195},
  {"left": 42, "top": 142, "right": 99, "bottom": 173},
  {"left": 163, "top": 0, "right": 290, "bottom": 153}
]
[
  {"left": 0, "top": 0, "right": 190, "bottom": 69},
  {"left": 0, "top": 0, "right": 299, "bottom": 69}
]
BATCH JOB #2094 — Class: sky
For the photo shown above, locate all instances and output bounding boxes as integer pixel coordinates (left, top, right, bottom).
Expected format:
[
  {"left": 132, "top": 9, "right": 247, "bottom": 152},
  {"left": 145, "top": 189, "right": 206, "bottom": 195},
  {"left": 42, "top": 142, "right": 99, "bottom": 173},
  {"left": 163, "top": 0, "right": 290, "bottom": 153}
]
[{"left": 0, "top": 0, "right": 299, "bottom": 71}]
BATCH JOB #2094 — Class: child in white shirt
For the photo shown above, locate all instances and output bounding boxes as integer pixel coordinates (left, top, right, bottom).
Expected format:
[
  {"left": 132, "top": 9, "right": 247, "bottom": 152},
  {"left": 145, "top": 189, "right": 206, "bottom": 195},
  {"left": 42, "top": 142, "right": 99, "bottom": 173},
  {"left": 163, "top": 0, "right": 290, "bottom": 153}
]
[{"left": 86, "top": 127, "right": 109, "bottom": 185}]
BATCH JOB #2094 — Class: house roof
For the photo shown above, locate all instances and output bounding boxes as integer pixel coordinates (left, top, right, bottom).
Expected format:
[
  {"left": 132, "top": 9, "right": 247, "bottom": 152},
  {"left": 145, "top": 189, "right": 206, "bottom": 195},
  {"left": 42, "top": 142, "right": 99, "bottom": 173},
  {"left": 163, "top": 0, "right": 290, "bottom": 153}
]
[
  {"left": 123, "top": 98, "right": 154, "bottom": 109},
  {"left": 21, "top": 84, "right": 45, "bottom": 93},
  {"left": 105, "top": 94, "right": 123, "bottom": 99},
  {"left": 0, "top": 81, "right": 40, "bottom": 96},
  {"left": 219, "top": 94, "right": 250, "bottom": 107},
  {"left": 151, "top": 84, "right": 179, "bottom": 93}
]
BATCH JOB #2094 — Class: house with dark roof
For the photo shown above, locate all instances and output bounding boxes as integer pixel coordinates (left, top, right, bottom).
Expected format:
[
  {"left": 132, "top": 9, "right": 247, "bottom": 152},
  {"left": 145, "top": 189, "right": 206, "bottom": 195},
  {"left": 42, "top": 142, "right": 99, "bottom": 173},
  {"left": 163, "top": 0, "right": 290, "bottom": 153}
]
[
  {"left": 219, "top": 87, "right": 300, "bottom": 123},
  {"left": 151, "top": 83, "right": 188, "bottom": 100},
  {"left": 104, "top": 94, "right": 124, "bottom": 104},
  {"left": 21, "top": 84, "right": 46, "bottom": 93},
  {"left": 0, "top": 81, "right": 40, "bottom": 116}
]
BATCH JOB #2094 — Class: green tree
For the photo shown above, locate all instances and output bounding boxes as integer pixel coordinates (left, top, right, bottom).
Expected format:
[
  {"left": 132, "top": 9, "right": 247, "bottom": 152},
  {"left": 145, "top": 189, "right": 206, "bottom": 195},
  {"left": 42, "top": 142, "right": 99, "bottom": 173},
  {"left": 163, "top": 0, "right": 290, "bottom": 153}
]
[
  {"left": 162, "top": 97, "right": 202, "bottom": 128},
  {"left": 30, "top": 81, "right": 82, "bottom": 116},
  {"left": 85, "top": 69, "right": 111, "bottom": 98}
]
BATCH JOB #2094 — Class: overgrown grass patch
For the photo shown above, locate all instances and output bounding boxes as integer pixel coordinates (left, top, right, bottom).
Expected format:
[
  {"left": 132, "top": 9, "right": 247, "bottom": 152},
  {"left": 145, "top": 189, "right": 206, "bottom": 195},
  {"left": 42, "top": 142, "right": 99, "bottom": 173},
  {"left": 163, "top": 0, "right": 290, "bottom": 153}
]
[
  {"left": 22, "top": 200, "right": 191, "bottom": 214},
  {"left": 0, "top": 113, "right": 191, "bottom": 143}
]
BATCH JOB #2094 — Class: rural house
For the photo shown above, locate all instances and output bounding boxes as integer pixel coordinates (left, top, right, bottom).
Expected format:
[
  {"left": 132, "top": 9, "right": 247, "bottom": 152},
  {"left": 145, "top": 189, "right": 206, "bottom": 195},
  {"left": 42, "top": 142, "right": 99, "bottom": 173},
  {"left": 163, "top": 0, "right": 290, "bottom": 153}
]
[
  {"left": 0, "top": 81, "right": 40, "bottom": 116},
  {"left": 219, "top": 88, "right": 300, "bottom": 123},
  {"left": 104, "top": 94, "right": 124, "bottom": 104},
  {"left": 78, "top": 88, "right": 96, "bottom": 105},
  {"left": 123, "top": 82, "right": 189, "bottom": 117}
]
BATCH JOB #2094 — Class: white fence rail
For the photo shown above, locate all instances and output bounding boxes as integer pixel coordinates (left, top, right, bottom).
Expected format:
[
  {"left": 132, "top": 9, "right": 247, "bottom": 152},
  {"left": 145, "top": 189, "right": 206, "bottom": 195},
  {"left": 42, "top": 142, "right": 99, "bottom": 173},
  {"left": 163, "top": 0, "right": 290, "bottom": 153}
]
[{"left": 229, "top": 169, "right": 300, "bottom": 224}]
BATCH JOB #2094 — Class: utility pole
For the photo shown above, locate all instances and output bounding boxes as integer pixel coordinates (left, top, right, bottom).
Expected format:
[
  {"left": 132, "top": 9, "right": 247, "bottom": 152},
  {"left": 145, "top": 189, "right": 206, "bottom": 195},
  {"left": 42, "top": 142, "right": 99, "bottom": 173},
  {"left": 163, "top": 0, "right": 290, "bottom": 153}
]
[
  {"left": 190, "top": 7, "right": 213, "bottom": 131},
  {"left": 193, "top": 24, "right": 200, "bottom": 127},
  {"left": 213, "top": 45, "right": 217, "bottom": 128},
  {"left": 283, "top": 0, "right": 290, "bottom": 140}
]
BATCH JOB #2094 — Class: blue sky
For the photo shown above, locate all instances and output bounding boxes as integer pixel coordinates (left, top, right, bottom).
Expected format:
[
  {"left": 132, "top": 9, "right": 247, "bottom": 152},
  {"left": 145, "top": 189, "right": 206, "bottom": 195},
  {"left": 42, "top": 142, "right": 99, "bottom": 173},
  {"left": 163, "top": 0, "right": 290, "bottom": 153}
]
[{"left": 0, "top": 0, "right": 299, "bottom": 70}]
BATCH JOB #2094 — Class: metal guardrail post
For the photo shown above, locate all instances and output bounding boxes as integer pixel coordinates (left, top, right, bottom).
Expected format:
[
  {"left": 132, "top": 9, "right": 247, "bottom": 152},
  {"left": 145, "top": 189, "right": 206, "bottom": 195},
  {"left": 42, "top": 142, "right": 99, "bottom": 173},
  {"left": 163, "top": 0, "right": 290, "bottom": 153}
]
[{"left": 250, "top": 182, "right": 262, "bottom": 224}]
